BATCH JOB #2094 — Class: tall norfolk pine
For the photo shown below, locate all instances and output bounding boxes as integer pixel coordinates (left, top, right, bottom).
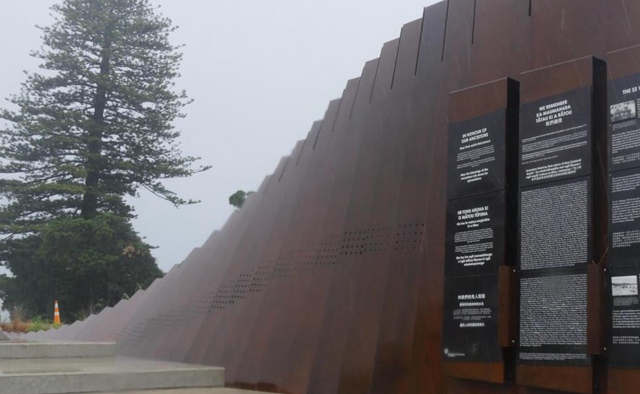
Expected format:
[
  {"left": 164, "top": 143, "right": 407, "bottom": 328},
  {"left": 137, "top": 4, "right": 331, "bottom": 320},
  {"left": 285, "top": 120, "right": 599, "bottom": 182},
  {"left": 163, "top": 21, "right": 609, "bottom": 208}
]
[
  {"left": 0, "top": 0, "right": 209, "bottom": 318},
  {"left": 0, "top": 0, "right": 209, "bottom": 230}
]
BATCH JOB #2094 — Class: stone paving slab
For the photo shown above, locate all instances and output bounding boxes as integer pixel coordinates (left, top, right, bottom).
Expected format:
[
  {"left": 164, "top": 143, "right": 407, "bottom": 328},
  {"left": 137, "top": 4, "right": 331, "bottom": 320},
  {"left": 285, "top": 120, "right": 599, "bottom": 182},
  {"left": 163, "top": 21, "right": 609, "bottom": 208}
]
[
  {"left": 0, "top": 357, "right": 224, "bottom": 394},
  {"left": 0, "top": 341, "right": 116, "bottom": 359},
  {"left": 83, "top": 389, "right": 268, "bottom": 394}
]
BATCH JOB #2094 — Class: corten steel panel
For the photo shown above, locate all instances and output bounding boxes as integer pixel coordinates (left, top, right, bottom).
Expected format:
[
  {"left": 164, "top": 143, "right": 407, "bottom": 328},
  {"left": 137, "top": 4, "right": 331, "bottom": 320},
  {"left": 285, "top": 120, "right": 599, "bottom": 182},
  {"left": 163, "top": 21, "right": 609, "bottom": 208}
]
[
  {"left": 371, "top": 39, "right": 400, "bottom": 100},
  {"left": 186, "top": 135, "right": 318, "bottom": 388},
  {"left": 470, "top": 0, "right": 531, "bottom": 83},
  {"left": 118, "top": 263, "right": 187, "bottom": 354},
  {"left": 393, "top": 19, "right": 422, "bottom": 87},
  {"left": 245, "top": 101, "right": 344, "bottom": 389},
  {"left": 603, "top": 1, "right": 640, "bottom": 51},
  {"left": 449, "top": 79, "right": 514, "bottom": 123},
  {"left": 408, "top": 4, "right": 448, "bottom": 394},
  {"left": 138, "top": 248, "right": 211, "bottom": 358},
  {"left": 331, "top": 36, "right": 408, "bottom": 394},
  {"left": 250, "top": 105, "right": 351, "bottom": 389},
  {"left": 202, "top": 142, "right": 318, "bottom": 385},
  {"left": 304, "top": 58, "right": 381, "bottom": 394},
  {"left": 186, "top": 153, "right": 298, "bottom": 372},
  {"left": 74, "top": 307, "right": 114, "bottom": 341},
  {"left": 220, "top": 134, "right": 325, "bottom": 391},
  {"left": 164, "top": 193, "right": 264, "bottom": 361},
  {"left": 441, "top": 0, "right": 477, "bottom": 88},
  {"left": 151, "top": 170, "right": 275, "bottom": 361},
  {"left": 51, "top": 1, "right": 640, "bottom": 393},
  {"left": 217, "top": 112, "right": 337, "bottom": 389},
  {"left": 153, "top": 183, "right": 267, "bottom": 362},
  {"left": 117, "top": 285, "right": 157, "bottom": 350},
  {"left": 279, "top": 78, "right": 363, "bottom": 394},
  {"left": 529, "top": 0, "right": 606, "bottom": 70},
  {"left": 367, "top": 18, "right": 424, "bottom": 394},
  {"left": 250, "top": 136, "right": 339, "bottom": 390},
  {"left": 211, "top": 141, "right": 312, "bottom": 389},
  {"left": 118, "top": 265, "right": 187, "bottom": 354},
  {"left": 252, "top": 78, "right": 363, "bottom": 393},
  {"left": 153, "top": 247, "right": 211, "bottom": 339}
]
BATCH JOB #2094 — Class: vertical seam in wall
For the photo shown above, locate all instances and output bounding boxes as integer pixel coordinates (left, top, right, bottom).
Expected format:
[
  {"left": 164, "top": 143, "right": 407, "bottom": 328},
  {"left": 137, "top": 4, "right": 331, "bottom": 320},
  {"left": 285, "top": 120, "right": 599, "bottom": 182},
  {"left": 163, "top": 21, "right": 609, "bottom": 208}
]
[
  {"left": 349, "top": 78, "right": 362, "bottom": 119},
  {"left": 414, "top": 8, "right": 426, "bottom": 75},
  {"left": 278, "top": 158, "right": 290, "bottom": 182},
  {"left": 330, "top": 100, "right": 342, "bottom": 133},
  {"left": 369, "top": 59, "right": 381, "bottom": 103},
  {"left": 441, "top": 0, "right": 451, "bottom": 62},
  {"left": 295, "top": 138, "right": 307, "bottom": 166},
  {"left": 263, "top": 176, "right": 272, "bottom": 194},
  {"left": 312, "top": 120, "right": 324, "bottom": 149},
  {"left": 390, "top": 38, "right": 402, "bottom": 89},
  {"left": 471, "top": 0, "right": 477, "bottom": 44},
  {"left": 528, "top": 0, "right": 532, "bottom": 16}
]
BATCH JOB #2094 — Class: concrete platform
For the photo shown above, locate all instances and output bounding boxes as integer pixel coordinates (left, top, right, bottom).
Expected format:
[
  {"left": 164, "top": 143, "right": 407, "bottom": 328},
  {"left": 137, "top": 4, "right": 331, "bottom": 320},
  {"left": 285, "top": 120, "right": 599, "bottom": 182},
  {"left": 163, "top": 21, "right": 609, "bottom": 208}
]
[
  {"left": 83, "top": 389, "right": 267, "bottom": 394},
  {"left": 0, "top": 341, "right": 116, "bottom": 359},
  {"left": 0, "top": 357, "right": 224, "bottom": 394}
]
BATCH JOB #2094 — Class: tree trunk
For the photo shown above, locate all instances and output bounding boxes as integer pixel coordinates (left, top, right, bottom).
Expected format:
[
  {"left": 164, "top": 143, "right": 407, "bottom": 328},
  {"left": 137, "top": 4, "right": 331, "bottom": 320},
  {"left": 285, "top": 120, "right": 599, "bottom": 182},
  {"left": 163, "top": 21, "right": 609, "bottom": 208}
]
[{"left": 81, "top": 34, "right": 112, "bottom": 219}]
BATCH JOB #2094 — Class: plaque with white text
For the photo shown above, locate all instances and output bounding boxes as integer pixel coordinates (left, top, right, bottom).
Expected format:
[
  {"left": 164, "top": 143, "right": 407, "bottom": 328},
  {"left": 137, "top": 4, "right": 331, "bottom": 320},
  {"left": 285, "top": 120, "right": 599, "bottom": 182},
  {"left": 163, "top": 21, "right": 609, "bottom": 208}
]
[
  {"left": 443, "top": 275, "right": 501, "bottom": 363},
  {"left": 445, "top": 191, "right": 505, "bottom": 277},
  {"left": 609, "top": 266, "right": 640, "bottom": 367},
  {"left": 519, "top": 272, "right": 589, "bottom": 365},
  {"left": 609, "top": 73, "right": 640, "bottom": 172},
  {"left": 519, "top": 177, "right": 592, "bottom": 273},
  {"left": 609, "top": 167, "right": 640, "bottom": 269},
  {"left": 520, "top": 88, "right": 592, "bottom": 187},
  {"left": 447, "top": 111, "right": 506, "bottom": 199}
]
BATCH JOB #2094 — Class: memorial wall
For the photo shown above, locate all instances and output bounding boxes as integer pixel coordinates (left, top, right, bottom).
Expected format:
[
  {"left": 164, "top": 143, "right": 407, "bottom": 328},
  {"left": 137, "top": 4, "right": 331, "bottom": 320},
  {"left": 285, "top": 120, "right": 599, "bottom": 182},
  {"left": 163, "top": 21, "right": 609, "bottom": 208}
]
[{"left": 23, "top": 1, "right": 640, "bottom": 394}]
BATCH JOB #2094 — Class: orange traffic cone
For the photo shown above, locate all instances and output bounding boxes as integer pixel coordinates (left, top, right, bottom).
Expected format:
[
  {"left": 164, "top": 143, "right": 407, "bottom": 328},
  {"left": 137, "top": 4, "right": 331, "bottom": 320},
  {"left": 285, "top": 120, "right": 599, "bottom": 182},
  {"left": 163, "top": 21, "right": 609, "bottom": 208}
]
[{"left": 53, "top": 300, "right": 61, "bottom": 324}]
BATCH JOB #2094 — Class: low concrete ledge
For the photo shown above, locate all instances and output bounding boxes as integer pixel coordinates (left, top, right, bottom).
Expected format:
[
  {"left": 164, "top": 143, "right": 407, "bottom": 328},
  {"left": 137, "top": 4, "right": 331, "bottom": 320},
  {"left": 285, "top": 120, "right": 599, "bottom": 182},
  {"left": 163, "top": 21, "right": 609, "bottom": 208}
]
[
  {"left": 87, "top": 389, "right": 269, "bottom": 394},
  {"left": 0, "top": 342, "right": 116, "bottom": 359},
  {"left": 0, "top": 357, "right": 224, "bottom": 394}
]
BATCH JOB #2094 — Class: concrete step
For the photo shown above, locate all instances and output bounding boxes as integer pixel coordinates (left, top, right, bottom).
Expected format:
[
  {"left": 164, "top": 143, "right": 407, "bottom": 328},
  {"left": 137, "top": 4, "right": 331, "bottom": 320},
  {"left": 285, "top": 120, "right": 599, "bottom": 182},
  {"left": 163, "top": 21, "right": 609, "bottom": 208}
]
[
  {"left": 0, "top": 357, "right": 224, "bottom": 394},
  {"left": 0, "top": 341, "right": 116, "bottom": 359}
]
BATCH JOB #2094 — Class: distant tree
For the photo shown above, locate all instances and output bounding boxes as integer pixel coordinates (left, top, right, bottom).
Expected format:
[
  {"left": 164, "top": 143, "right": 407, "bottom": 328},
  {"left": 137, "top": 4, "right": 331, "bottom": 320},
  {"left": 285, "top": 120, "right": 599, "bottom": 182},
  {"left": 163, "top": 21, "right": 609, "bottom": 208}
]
[
  {"left": 0, "top": 214, "right": 162, "bottom": 321},
  {"left": 0, "top": 0, "right": 209, "bottom": 319},
  {"left": 229, "top": 190, "right": 254, "bottom": 209}
]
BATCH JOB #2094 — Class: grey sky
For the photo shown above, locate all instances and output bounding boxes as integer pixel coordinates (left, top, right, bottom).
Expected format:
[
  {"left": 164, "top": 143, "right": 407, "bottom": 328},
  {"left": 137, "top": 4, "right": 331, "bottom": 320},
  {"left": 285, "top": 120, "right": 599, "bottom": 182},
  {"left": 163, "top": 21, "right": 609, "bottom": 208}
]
[{"left": 0, "top": 0, "right": 437, "bottom": 273}]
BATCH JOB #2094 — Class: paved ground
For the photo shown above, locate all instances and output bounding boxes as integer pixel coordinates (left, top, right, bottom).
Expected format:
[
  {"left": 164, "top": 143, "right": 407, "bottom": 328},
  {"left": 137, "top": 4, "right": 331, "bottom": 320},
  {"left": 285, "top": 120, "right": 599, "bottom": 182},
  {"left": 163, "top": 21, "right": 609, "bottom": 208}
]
[
  {"left": 87, "top": 390, "right": 268, "bottom": 394},
  {"left": 0, "top": 356, "right": 222, "bottom": 375}
]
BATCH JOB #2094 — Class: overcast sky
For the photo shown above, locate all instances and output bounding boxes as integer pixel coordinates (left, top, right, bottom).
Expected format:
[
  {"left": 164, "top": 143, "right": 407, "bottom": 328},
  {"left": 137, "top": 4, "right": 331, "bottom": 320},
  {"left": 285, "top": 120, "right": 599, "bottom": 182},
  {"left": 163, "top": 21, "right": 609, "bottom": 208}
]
[{"left": 0, "top": 0, "right": 437, "bottom": 273}]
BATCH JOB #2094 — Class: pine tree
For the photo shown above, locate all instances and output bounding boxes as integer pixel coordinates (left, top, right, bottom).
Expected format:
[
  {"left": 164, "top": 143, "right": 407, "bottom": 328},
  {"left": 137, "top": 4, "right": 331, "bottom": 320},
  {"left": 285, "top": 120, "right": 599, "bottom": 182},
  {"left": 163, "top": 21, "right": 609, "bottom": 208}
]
[
  {"left": 0, "top": 0, "right": 209, "bottom": 318},
  {"left": 0, "top": 0, "right": 209, "bottom": 231}
]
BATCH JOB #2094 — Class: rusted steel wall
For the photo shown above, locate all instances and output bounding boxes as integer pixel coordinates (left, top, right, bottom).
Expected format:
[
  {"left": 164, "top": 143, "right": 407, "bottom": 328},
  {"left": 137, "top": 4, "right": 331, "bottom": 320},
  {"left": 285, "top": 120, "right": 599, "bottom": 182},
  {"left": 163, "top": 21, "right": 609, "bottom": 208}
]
[{"left": 29, "top": 1, "right": 640, "bottom": 393}]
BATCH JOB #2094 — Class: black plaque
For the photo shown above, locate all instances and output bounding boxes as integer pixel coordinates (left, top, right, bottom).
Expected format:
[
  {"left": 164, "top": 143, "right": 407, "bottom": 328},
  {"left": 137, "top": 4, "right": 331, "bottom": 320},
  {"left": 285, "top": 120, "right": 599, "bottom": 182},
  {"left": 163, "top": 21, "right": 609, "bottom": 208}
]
[
  {"left": 447, "top": 110, "right": 506, "bottom": 199},
  {"left": 519, "top": 176, "right": 592, "bottom": 272},
  {"left": 442, "top": 275, "right": 501, "bottom": 363},
  {"left": 520, "top": 88, "right": 592, "bottom": 187},
  {"left": 609, "top": 73, "right": 640, "bottom": 172},
  {"left": 609, "top": 266, "right": 640, "bottom": 367},
  {"left": 519, "top": 272, "right": 589, "bottom": 365},
  {"left": 609, "top": 167, "right": 640, "bottom": 269},
  {"left": 445, "top": 191, "right": 505, "bottom": 277}
]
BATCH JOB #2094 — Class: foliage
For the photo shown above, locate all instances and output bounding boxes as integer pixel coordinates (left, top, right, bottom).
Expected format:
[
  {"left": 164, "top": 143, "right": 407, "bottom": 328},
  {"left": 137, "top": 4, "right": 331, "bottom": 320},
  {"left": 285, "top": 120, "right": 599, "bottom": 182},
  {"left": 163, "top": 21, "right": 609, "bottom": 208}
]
[
  {"left": 0, "top": 315, "right": 63, "bottom": 333},
  {"left": 0, "top": 0, "right": 210, "bottom": 231},
  {"left": 0, "top": 0, "right": 207, "bottom": 319},
  {"left": 228, "top": 190, "right": 253, "bottom": 209},
  {"left": 0, "top": 214, "right": 163, "bottom": 321}
]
